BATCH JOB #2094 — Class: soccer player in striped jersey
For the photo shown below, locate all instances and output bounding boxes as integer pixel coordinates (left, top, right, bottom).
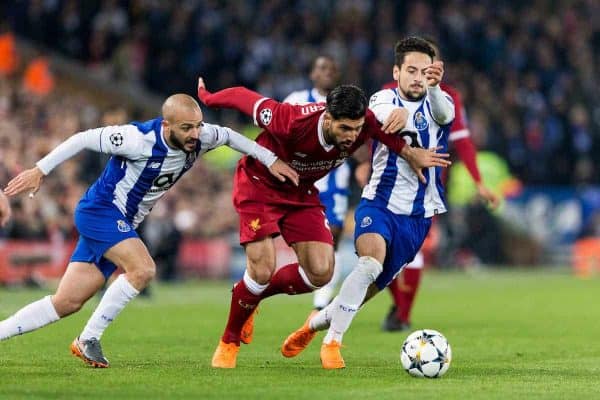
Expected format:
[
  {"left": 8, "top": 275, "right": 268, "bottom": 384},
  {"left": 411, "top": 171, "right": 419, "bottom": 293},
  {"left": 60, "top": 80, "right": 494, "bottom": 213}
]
[
  {"left": 281, "top": 37, "right": 455, "bottom": 369},
  {"left": 379, "top": 39, "right": 499, "bottom": 332},
  {"left": 0, "top": 94, "right": 298, "bottom": 368},
  {"left": 283, "top": 55, "right": 350, "bottom": 311}
]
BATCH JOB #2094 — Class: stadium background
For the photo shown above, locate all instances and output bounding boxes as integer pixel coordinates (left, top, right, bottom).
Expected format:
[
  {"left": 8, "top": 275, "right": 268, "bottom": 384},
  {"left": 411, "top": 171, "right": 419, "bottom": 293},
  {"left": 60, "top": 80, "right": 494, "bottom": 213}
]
[{"left": 1, "top": 0, "right": 600, "bottom": 281}]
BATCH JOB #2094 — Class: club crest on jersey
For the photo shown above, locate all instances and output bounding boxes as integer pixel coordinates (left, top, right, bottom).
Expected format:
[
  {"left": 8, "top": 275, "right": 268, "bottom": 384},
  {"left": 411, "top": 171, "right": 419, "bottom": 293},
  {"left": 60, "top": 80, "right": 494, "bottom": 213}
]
[
  {"left": 109, "top": 132, "right": 124, "bottom": 147},
  {"left": 413, "top": 111, "right": 429, "bottom": 130},
  {"left": 260, "top": 108, "right": 273, "bottom": 125},
  {"left": 360, "top": 216, "right": 372, "bottom": 228},
  {"left": 117, "top": 219, "right": 131, "bottom": 233}
]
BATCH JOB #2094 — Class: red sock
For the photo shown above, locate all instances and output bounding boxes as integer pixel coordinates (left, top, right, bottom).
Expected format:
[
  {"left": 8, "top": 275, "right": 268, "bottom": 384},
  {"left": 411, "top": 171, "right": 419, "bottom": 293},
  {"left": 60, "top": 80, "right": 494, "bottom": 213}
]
[
  {"left": 396, "top": 268, "right": 423, "bottom": 323},
  {"left": 221, "top": 280, "right": 261, "bottom": 345},
  {"left": 388, "top": 276, "right": 403, "bottom": 313},
  {"left": 260, "top": 263, "right": 313, "bottom": 299}
]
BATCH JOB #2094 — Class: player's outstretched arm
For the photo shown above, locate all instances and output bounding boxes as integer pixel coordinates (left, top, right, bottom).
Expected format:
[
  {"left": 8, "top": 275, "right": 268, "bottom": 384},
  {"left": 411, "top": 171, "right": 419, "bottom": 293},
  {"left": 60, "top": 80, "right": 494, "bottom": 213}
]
[
  {"left": 197, "top": 77, "right": 262, "bottom": 116},
  {"left": 0, "top": 190, "right": 12, "bottom": 226},
  {"left": 4, "top": 167, "right": 44, "bottom": 197},
  {"left": 400, "top": 146, "right": 451, "bottom": 184},
  {"left": 207, "top": 125, "right": 299, "bottom": 186}
]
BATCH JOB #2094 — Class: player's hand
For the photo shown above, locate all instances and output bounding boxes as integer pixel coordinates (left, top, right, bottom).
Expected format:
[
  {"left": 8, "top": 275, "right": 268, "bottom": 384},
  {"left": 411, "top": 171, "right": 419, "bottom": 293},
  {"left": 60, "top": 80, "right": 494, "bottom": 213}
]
[
  {"left": 477, "top": 183, "right": 500, "bottom": 209},
  {"left": 425, "top": 61, "right": 444, "bottom": 87},
  {"left": 269, "top": 159, "right": 299, "bottom": 186},
  {"left": 400, "top": 146, "right": 451, "bottom": 184},
  {"left": 4, "top": 167, "right": 45, "bottom": 197},
  {"left": 381, "top": 108, "right": 409, "bottom": 134},
  {"left": 0, "top": 191, "right": 11, "bottom": 227},
  {"left": 198, "top": 77, "right": 206, "bottom": 91}
]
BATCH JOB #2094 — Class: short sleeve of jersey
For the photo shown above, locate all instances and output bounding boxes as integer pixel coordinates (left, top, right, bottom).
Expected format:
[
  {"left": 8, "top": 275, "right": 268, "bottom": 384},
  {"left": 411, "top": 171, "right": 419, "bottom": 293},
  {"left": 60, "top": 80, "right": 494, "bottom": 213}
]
[
  {"left": 253, "top": 98, "right": 298, "bottom": 136},
  {"left": 369, "top": 89, "right": 398, "bottom": 124},
  {"left": 97, "top": 124, "right": 145, "bottom": 159},
  {"left": 198, "top": 122, "right": 230, "bottom": 151}
]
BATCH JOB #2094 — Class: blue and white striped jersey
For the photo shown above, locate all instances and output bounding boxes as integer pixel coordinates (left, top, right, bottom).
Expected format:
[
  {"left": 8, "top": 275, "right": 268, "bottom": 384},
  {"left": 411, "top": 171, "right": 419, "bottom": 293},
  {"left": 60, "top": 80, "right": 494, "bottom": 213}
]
[
  {"left": 38, "top": 117, "right": 275, "bottom": 229},
  {"left": 364, "top": 88, "right": 454, "bottom": 218},
  {"left": 283, "top": 87, "right": 326, "bottom": 105}
]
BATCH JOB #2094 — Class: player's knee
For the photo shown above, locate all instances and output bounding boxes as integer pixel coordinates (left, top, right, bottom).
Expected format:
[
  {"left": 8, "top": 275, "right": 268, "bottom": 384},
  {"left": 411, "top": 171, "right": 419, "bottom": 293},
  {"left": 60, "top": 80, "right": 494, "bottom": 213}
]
[
  {"left": 127, "top": 263, "right": 156, "bottom": 288},
  {"left": 250, "top": 267, "right": 274, "bottom": 285},
  {"left": 356, "top": 256, "right": 383, "bottom": 282},
  {"left": 305, "top": 254, "right": 334, "bottom": 287},
  {"left": 52, "top": 295, "right": 84, "bottom": 317}
]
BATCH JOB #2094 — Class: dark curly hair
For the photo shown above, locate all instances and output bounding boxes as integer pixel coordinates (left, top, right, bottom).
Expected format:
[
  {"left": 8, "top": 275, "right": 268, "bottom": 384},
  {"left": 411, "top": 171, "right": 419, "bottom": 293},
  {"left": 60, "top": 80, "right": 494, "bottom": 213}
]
[
  {"left": 326, "top": 84, "right": 368, "bottom": 120},
  {"left": 394, "top": 36, "right": 436, "bottom": 67}
]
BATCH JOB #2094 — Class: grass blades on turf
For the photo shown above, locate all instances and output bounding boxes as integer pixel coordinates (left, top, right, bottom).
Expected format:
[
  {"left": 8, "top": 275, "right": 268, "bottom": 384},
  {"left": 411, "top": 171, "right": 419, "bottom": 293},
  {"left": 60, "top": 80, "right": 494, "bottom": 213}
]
[{"left": 1, "top": 269, "right": 600, "bottom": 399}]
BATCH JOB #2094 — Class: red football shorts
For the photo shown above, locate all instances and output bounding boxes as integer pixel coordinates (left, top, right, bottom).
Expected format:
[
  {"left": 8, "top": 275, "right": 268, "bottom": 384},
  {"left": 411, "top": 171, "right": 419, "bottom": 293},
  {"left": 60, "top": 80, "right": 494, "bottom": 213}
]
[{"left": 233, "top": 168, "right": 334, "bottom": 246}]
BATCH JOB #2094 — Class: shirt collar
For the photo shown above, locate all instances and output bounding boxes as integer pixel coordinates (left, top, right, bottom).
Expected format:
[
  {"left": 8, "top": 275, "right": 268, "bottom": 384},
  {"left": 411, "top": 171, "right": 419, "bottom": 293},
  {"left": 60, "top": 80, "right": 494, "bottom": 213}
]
[{"left": 317, "top": 111, "right": 334, "bottom": 152}]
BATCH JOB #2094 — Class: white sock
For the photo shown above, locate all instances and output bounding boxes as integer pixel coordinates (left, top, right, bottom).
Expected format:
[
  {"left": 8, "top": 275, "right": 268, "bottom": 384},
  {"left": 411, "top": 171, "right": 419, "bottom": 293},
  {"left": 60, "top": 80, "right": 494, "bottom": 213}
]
[
  {"left": 313, "top": 252, "right": 343, "bottom": 309},
  {"left": 79, "top": 274, "right": 139, "bottom": 341},
  {"left": 309, "top": 296, "right": 338, "bottom": 331},
  {"left": 243, "top": 270, "right": 268, "bottom": 295},
  {"left": 0, "top": 295, "right": 59, "bottom": 341},
  {"left": 323, "top": 256, "right": 382, "bottom": 344}
]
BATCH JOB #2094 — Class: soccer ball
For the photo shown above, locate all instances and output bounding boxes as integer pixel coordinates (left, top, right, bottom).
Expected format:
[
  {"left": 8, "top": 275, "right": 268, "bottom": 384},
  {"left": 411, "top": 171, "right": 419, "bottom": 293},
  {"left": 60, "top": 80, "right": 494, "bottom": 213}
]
[{"left": 400, "top": 329, "right": 452, "bottom": 378}]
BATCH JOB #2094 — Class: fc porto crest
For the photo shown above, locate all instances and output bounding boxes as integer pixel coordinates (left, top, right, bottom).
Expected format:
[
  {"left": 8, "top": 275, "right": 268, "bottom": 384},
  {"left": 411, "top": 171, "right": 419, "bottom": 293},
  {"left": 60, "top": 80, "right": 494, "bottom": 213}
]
[
  {"left": 413, "top": 111, "right": 429, "bottom": 131},
  {"left": 117, "top": 219, "right": 131, "bottom": 233}
]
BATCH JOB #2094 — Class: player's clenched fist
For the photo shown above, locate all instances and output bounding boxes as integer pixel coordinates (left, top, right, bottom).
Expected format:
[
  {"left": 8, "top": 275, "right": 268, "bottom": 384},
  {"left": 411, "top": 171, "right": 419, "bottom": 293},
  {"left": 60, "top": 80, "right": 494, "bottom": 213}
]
[{"left": 425, "top": 61, "right": 444, "bottom": 87}]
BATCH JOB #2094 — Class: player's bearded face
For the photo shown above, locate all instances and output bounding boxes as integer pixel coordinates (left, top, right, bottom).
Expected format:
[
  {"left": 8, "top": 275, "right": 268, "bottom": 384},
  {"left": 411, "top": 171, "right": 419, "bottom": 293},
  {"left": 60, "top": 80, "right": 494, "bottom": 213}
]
[
  {"left": 168, "top": 120, "right": 202, "bottom": 153},
  {"left": 325, "top": 116, "right": 365, "bottom": 151},
  {"left": 395, "top": 52, "right": 432, "bottom": 101}
]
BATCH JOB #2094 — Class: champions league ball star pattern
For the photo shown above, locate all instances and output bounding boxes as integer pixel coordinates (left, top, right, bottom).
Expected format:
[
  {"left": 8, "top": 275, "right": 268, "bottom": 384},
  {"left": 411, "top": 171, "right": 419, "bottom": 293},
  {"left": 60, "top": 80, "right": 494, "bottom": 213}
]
[{"left": 400, "top": 329, "right": 452, "bottom": 378}]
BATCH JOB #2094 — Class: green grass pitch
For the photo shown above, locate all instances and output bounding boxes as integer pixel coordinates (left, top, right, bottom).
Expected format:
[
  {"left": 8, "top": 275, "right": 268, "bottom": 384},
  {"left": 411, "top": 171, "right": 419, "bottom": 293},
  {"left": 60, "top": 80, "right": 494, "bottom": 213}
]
[{"left": 1, "top": 269, "right": 600, "bottom": 399}]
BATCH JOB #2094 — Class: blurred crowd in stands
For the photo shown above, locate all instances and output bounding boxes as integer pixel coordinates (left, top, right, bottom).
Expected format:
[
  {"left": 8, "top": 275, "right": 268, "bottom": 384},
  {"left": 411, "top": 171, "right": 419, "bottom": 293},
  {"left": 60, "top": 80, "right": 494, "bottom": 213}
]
[{"left": 1, "top": 0, "right": 599, "bottom": 266}]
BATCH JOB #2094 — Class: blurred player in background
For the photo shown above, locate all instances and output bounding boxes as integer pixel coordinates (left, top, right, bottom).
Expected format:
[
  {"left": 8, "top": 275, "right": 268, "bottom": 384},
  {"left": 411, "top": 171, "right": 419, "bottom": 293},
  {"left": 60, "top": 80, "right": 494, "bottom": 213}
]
[
  {"left": 283, "top": 55, "right": 348, "bottom": 310},
  {"left": 378, "top": 38, "right": 499, "bottom": 332},
  {"left": 0, "top": 191, "right": 11, "bottom": 227},
  {"left": 0, "top": 94, "right": 297, "bottom": 368},
  {"left": 198, "top": 77, "right": 450, "bottom": 368},
  {"left": 282, "top": 37, "right": 455, "bottom": 369}
]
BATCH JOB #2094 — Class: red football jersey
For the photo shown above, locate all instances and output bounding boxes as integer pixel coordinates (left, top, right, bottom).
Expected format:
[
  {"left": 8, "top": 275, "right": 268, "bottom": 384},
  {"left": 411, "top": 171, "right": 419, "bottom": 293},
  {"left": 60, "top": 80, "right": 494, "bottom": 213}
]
[{"left": 242, "top": 98, "right": 406, "bottom": 190}]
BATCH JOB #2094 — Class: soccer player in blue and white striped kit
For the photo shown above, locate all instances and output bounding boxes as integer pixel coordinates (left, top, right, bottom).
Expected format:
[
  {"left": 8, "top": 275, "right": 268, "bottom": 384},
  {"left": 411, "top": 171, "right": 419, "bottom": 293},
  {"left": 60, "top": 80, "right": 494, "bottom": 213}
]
[
  {"left": 281, "top": 37, "right": 455, "bottom": 369},
  {"left": 0, "top": 94, "right": 298, "bottom": 368}
]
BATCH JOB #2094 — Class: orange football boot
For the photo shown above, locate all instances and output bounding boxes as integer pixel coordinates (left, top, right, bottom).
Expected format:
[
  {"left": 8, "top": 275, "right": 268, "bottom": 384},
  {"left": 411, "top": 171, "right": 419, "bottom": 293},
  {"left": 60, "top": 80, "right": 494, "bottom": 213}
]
[
  {"left": 281, "top": 310, "right": 318, "bottom": 358},
  {"left": 211, "top": 340, "right": 240, "bottom": 368},
  {"left": 241, "top": 307, "right": 258, "bottom": 345},
  {"left": 320, "top": 340, "right": 345, "bottom": 369}
]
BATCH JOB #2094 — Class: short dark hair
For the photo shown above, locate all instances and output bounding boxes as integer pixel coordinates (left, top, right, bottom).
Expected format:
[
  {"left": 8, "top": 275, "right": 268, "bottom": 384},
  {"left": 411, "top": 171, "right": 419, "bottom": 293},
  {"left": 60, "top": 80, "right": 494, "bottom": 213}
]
[
  {"left": 394, "top": 36, "right": 436, "bottom": 67},
  {"left": 326, "top": 84, "right": 367, "bottom": 120}
]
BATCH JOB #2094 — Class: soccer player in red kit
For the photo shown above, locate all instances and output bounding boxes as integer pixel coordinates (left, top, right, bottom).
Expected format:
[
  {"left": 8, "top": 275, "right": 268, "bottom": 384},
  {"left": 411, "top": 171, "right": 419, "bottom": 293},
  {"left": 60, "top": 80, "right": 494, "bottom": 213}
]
[
  {"left": 378, "top": 39, "right": 499, "bottom": 331},
  {"left": 197, "top": 77, "right": 451, "bottom": 368}
]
